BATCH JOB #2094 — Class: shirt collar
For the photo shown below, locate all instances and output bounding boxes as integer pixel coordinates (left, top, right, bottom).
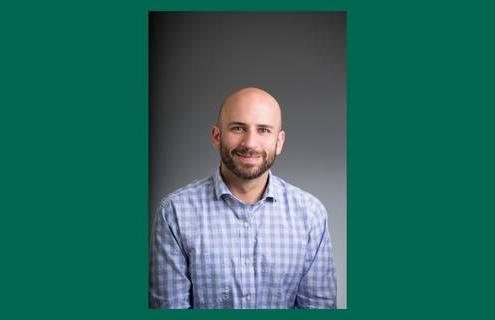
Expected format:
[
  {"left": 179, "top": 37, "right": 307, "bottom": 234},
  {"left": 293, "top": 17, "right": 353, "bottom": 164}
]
[{"left": 213, "top": 166, "right": 278, "bottom": 202}]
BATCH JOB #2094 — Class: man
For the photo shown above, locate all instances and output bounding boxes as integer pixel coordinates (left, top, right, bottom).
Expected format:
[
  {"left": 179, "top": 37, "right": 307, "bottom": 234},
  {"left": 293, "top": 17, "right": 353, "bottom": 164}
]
[{"left": 150, "top": 87, "right": 337, "bottom": 309}]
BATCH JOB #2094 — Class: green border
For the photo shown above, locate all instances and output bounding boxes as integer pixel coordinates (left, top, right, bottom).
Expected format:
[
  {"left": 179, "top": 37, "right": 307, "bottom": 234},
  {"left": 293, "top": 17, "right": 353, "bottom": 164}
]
[{"left": 2, "top": 0, "right": 494, "bottom": 319}]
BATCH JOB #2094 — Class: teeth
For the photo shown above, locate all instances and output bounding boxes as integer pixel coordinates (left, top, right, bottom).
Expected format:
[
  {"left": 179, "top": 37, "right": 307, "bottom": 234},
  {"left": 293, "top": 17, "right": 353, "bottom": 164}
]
[
  {"left": 234, "top": 151, "right": 261, "bottom": 158},
  {"left": 237, "top": 153, "right": 258, "bottom": 158}
]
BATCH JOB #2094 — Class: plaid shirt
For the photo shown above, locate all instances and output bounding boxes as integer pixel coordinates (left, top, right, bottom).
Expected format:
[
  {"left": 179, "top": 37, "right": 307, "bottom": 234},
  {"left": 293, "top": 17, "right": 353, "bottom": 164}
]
[{"left": 149, "top": 168, "right": 337, "bottom": 309}]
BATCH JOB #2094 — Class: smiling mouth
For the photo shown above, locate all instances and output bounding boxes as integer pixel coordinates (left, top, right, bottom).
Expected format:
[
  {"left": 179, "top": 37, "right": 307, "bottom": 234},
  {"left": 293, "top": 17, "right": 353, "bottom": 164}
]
[
  {"left": 234, "top": 152, "right": 262, "bottom": 162},
  {"left": 235, "top": 151, "right": 260, "bottom": 157}
]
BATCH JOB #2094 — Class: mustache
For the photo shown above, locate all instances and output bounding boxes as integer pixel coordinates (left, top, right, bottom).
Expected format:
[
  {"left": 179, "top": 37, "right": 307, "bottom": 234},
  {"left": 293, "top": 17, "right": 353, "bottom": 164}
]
[{"left": 232, "top": 147, "right": 266, "bottom": 157}]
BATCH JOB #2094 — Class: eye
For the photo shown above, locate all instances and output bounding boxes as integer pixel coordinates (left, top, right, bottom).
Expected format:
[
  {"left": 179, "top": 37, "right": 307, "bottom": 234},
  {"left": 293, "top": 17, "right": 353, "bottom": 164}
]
[
  {"left": 231, "top": 126, "right": 245, "bottom": 132},
  {"left": 258, "top": 127, "right": 271, "bottom": 134}
]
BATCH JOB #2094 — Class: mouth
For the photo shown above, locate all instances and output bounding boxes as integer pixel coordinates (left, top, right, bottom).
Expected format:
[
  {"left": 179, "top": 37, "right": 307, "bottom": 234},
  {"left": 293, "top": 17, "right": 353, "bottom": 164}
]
[{"left": 234, "top": 151, "right": 262, "bottom": 164}]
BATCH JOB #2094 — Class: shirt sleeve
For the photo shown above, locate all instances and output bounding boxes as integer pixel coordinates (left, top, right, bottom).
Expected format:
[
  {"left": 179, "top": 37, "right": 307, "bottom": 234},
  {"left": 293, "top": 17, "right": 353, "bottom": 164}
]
[
  {"left": 149, "top": 199, "right": 192, "bottom": 308},
  {"left": 295, "top": 201, "right": 337, "bottom": 309}
]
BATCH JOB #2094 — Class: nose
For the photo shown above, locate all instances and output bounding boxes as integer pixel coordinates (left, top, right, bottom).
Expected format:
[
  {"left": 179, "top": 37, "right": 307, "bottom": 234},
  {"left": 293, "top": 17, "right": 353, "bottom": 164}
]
[{"left": 240, "top": 129, "right": 257, "bottom": 149}]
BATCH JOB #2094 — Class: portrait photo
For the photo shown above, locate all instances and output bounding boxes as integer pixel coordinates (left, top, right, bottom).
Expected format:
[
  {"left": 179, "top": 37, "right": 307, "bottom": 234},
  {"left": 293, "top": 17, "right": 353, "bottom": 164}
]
[{"left": 148, "top": 12, "right": 347, "bottom": 309}]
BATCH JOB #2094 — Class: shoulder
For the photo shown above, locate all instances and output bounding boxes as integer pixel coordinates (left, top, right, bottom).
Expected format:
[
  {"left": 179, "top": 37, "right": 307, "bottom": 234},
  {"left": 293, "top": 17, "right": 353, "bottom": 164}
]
[
  {"left": 271, "top": 174, "right": 328, "bottom": 221},
  {"left": 158, "top": 176, "right": 214, "bottom": 211}
]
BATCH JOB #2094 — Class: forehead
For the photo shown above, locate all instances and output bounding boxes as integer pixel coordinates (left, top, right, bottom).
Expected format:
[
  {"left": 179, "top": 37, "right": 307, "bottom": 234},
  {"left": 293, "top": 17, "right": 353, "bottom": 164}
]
[{"left": 220, "top": 91, "right": 281, "bottom": 127}]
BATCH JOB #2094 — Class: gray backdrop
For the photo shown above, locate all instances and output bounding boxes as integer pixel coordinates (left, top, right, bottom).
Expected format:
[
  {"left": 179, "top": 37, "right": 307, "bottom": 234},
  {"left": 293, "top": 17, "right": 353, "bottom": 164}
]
[{"left": 149, "top": 12, "right": 346, "bottom": 309}]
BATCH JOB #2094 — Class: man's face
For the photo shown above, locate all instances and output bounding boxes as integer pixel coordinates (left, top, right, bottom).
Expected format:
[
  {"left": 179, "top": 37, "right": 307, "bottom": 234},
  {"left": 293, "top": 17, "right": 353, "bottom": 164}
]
[
  {"left": 219, "top": 130, "right": 277, "bottom": 180},
  {"left": 212, "top": 89, "right": 285, "bottom": 180}
]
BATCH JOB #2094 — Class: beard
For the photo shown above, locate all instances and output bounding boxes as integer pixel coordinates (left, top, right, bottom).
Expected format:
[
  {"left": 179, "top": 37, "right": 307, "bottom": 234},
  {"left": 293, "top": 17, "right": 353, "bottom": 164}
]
[{"left": 220, "top": 141, "right": 277, "bottom": 180}]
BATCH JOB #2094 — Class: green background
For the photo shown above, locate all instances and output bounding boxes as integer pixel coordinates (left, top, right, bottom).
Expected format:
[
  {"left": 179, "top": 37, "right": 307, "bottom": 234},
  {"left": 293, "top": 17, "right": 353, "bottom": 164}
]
[{"left": 1, "top": 0, "right": 494, "bottom": 318}]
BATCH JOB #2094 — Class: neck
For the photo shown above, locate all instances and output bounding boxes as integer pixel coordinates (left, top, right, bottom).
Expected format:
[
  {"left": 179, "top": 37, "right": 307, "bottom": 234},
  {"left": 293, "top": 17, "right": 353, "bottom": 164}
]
[{"left": 220, "top": 163, "right": 269, "bottom": 204}]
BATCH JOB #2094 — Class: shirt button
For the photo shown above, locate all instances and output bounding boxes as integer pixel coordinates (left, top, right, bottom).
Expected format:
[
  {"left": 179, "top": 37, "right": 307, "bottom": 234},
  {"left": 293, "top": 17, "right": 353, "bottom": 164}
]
[
  {"left": 245, "top": 258, "right": 250, "bottom": 265},
  {"left": 244, "top": 222, "right": 249, "bottom": 228},
  {"left": 246, "top": 295, "right": 251, "bottom": 301}
]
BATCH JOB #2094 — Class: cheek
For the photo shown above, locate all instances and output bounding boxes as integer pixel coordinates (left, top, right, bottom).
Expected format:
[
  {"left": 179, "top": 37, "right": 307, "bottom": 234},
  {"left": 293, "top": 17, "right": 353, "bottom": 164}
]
[
  {"left": 260, "top": 140, "right": 278, "bottom": 155},
  {"left": 220, "top": 134, "right": 241, "bottom": 149}
]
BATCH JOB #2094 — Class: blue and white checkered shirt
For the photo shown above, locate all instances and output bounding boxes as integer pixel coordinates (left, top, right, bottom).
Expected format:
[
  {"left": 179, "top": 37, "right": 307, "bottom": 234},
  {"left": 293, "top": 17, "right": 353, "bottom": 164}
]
[{"left": 150, "top": 168, "right": 337, "bottom": 309}]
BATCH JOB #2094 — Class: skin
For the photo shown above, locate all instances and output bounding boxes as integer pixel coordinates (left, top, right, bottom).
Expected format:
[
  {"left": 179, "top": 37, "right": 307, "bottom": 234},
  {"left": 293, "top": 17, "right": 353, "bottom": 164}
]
[{"left": 211, "top": 87, "right": 285, "bottom": 204}]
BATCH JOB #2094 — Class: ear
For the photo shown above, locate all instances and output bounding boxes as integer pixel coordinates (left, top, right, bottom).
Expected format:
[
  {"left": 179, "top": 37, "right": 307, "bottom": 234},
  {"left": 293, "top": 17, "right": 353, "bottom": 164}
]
[
  {"left": 275, "top": 130, "right": 285, "bottom": 155},
  {"left": 211, "top": 125, "right": 221, "bottom": 150}
]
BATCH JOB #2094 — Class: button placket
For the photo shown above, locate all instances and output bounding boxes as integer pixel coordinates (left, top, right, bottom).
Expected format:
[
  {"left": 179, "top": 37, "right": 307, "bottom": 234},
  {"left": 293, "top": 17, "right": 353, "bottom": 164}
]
[{"left": 246, "top": 213, "right": 256, "bottom": 308}]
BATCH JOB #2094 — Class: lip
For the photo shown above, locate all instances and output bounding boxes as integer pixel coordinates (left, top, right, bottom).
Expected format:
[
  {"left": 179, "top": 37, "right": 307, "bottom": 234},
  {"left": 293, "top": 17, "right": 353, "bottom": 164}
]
[{"left": 235, "top": 153, "right": 261, "bottom": 164}]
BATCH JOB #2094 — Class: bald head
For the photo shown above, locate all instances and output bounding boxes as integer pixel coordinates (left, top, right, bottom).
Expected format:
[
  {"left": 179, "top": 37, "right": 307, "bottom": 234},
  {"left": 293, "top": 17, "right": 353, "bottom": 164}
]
[
  {"left": 211, "top": 87, "right": 286, "bottom": 181},
  {"left": 217, "top": 87, "right": 283, "bottom": 131}
]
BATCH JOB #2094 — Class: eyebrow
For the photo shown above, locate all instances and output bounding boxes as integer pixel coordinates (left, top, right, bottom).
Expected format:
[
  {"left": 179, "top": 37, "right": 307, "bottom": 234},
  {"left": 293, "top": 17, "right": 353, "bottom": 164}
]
[{"left": 228, "top": 122, "right": 274, "bottom": 129}]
